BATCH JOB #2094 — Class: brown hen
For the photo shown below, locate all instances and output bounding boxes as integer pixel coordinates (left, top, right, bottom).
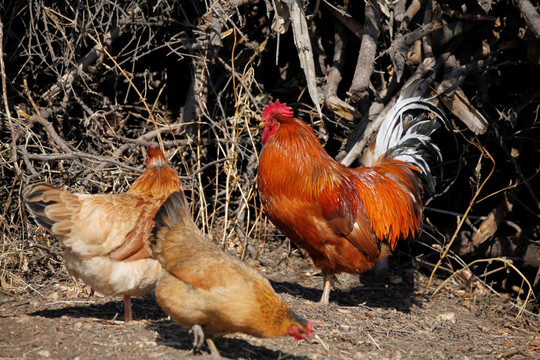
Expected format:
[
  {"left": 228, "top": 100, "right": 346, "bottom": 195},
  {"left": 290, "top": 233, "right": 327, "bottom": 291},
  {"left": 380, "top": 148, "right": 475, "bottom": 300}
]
[
  {"left": 151, "top": 191, "right": 313, "bottom": 358},
  {"left": 23, "top": 145, "right": 182, "bottom": 322}
]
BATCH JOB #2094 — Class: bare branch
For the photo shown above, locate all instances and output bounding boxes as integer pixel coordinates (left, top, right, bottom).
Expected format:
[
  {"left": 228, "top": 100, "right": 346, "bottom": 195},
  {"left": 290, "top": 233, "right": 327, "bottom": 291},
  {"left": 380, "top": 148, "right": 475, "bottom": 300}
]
[
  {"left": 347, "top": 1, "right": 380, "bottom": 103},
  {"left": 516, "top": 0, "right": 540, "bottom": 39}
]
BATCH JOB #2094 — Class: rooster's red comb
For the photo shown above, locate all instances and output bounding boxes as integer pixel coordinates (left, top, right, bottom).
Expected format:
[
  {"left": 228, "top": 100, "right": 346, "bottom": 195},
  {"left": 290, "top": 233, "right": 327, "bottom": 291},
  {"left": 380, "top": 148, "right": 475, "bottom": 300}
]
[{"left": 262, "top": 100, "right": 294, "bottom": 123}]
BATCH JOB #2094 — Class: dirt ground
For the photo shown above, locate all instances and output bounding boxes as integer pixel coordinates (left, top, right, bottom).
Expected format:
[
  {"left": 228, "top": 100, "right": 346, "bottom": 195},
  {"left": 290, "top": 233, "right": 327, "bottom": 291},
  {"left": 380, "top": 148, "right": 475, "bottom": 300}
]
[{"left": 1, "top": 246, "right": 538, "bottom": 360}]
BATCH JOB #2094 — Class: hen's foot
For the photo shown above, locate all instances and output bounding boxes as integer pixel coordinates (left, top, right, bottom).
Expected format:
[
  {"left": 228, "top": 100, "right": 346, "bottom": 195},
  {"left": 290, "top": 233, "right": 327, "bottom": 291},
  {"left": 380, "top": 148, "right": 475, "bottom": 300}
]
[
  {"left": 206, "top": 338, "right": 222, "bottom": 359},
  {"left": 191, "top": 324, "right": 205, "bottom": 352}
]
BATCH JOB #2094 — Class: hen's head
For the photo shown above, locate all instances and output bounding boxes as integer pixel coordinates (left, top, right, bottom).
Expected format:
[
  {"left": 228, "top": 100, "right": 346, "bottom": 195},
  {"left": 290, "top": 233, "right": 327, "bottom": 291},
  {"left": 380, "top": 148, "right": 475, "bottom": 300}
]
[
  {"left": 146, "top": 145, "right": 168, "bottom": 168},
  {"left": 261, "top": 100, "right": 294, "bottom": 144},
  {"left": 288, "top": 312, "right": 314, "bottom": 341}
]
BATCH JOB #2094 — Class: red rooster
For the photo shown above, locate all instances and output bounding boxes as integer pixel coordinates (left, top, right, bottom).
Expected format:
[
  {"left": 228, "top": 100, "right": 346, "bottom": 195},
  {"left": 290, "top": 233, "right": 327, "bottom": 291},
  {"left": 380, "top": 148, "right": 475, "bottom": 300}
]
[{"left": 257, "top": 97, "right": 445, "bottom": 304}]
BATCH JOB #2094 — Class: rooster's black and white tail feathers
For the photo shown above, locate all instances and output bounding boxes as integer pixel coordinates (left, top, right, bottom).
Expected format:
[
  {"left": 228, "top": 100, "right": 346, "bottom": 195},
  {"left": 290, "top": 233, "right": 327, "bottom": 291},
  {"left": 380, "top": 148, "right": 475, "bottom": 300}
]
[{"left": 363, "top": 96, "right": 447, "bottom": 192}]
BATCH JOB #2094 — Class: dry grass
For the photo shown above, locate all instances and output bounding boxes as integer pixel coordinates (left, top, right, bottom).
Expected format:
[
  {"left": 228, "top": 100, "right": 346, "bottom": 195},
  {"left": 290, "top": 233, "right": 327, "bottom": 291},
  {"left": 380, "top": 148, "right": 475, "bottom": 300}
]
[{"left": 0, "top": 0, "right": 538, "bottom": 318}]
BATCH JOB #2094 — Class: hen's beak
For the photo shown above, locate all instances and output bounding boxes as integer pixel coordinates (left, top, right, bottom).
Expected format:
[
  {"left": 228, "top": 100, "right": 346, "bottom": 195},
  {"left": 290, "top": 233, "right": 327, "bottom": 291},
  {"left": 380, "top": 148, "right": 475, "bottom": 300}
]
[{"left": 259, "top": 121, "right": 265, "bottom": 128}]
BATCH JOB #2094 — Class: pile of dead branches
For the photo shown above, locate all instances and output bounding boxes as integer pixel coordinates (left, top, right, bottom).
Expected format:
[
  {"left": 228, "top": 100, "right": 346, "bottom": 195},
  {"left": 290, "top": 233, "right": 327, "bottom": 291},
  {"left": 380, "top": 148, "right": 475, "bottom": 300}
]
[{"left": 0, "top": 1, "right": 538, "bottom": 312}]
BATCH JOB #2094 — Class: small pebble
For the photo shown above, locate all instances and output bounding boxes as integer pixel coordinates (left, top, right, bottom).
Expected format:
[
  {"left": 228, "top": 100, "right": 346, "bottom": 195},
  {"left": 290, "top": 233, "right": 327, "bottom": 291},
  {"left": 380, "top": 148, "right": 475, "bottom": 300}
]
[
  {"left": 436, "top": 312, "right": 456, "bottom": 323},
  {"left": 37, "top": 350, "right": 50, "bottom": 358}
]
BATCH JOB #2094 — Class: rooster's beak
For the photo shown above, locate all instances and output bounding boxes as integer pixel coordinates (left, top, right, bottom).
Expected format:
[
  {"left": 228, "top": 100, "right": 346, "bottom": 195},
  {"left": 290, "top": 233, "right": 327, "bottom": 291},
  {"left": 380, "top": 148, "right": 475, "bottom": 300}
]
[{"left": 259, "top": 122, "right": 265, "bottom": 128}]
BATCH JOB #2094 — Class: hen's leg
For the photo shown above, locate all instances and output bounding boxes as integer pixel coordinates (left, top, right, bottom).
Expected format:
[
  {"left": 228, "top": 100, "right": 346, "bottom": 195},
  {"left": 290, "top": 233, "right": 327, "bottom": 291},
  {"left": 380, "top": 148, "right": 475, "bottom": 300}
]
[
  {"left": 206, "top": 338, "right": 222, "bottom": 359},
  {"left": 191, "top": 325, "right": 221, "bottom": 358},
  {"left": 123, "top": 295, "right": 133, "bottom": 322},
  {"left": 319, "top": 273, "right": 334, "bottom": 306},
  {"left": 191, "top": 325, "right": 205, "bottom": 352}
]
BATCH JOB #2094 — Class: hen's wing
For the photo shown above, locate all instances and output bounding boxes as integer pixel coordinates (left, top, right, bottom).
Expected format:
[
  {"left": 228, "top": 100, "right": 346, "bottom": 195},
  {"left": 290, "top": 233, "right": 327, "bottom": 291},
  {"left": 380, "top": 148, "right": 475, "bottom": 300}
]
[{"left": 24, "top": 183, "right": 155, "bottom": 259}]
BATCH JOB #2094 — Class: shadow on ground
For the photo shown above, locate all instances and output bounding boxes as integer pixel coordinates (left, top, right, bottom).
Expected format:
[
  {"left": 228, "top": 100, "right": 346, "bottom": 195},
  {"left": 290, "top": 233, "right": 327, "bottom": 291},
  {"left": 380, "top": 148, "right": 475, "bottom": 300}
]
[
  {"left": 28, "top": 294, "right": 165, "bottom": 322},
  {"left": 270, "top": 264, "right": 418, "bottom": 313},
  {"left": 150, "top": 320, "right": 311, "bottom": 360}
]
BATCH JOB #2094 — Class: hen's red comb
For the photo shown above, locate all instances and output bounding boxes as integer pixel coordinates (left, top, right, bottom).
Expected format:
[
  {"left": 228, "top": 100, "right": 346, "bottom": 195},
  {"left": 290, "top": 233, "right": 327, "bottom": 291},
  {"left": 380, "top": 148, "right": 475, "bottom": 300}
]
[
  {"left": 262, "top": 100, "right": 294, "bottom": 123},
  {"left": 146, "top": 145, "right": 167, "bottom": 165}
]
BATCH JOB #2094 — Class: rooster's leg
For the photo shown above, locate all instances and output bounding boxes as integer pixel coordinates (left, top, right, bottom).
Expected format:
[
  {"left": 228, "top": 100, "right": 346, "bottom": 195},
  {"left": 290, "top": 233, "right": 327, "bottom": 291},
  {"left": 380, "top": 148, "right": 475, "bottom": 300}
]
[
  {"left": 320, "top": 273, "right": 335, "bottom": 306},
  {"left": 123, "top": 295, "right": 133, "bottom": 322}
]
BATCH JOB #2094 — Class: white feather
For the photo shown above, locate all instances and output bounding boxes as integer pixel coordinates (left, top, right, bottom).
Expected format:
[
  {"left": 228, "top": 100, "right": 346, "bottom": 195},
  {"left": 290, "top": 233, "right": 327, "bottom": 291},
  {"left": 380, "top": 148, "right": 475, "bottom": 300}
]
[{"left": 363, "top": 96, "right": 446, "bottom": 193}]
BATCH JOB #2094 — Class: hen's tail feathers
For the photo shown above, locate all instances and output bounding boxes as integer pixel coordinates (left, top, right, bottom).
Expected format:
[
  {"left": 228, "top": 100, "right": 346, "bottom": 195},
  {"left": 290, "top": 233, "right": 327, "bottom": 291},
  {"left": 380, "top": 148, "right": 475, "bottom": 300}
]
[
  {"left": 363, "top": 96, "right": 447, "bottom": 193},
  {"left": 23, "top": 183, "right": 64, "bottom": 231},
  {"left": 151, "top": 191, "right": 191, "bottom": 246}
]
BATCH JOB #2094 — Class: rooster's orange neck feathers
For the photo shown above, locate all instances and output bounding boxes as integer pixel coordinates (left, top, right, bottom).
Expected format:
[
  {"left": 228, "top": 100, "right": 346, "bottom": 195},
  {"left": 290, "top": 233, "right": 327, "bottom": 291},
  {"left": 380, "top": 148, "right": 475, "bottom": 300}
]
[{"left": 260, "top": 112, "right": 346, "bottom": 199}]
